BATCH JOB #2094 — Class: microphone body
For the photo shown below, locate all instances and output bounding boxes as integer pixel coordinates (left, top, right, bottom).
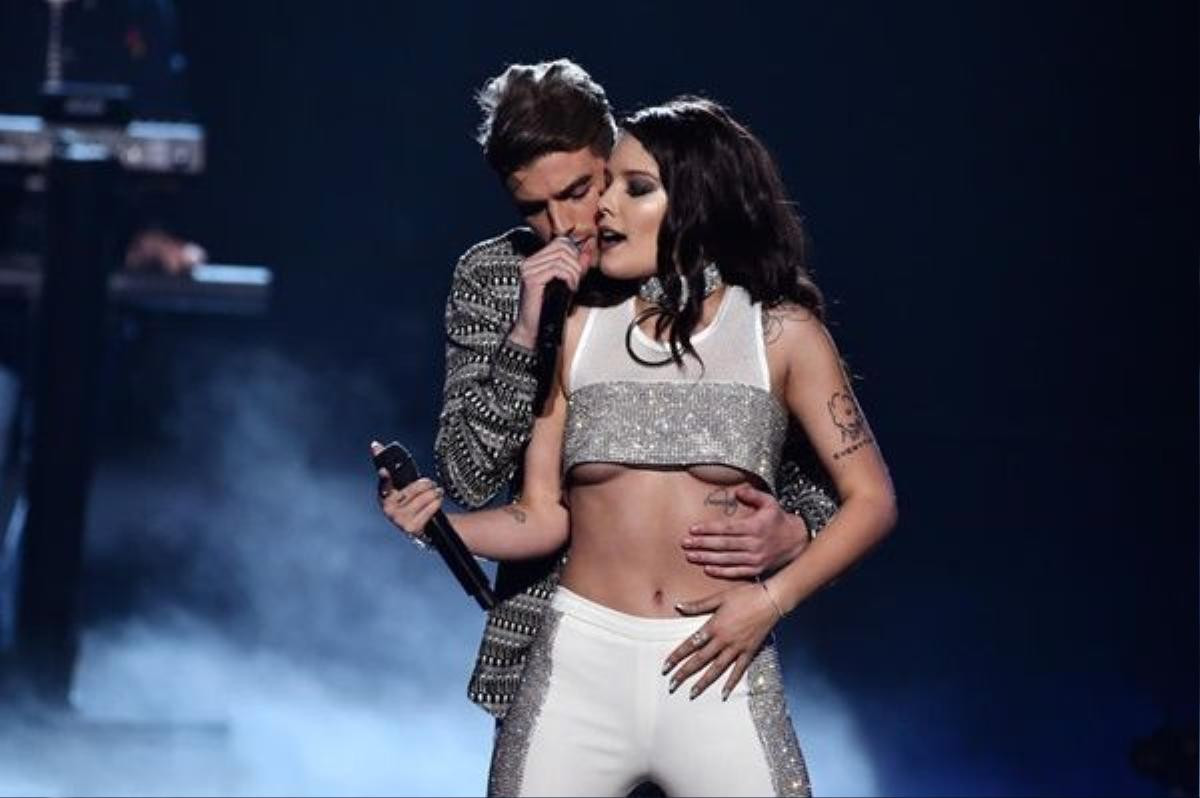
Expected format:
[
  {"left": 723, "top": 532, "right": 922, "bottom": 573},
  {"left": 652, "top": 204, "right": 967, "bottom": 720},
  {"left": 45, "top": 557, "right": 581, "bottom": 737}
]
[
  {"left": 424, "top": 510, "right": 495, "bottom": 611},
  {"left": 532, "top": 237, "right": 579, "bottom": 414},
  {"left": 533, "top": 279, "right": 570, "bottom": 415}
]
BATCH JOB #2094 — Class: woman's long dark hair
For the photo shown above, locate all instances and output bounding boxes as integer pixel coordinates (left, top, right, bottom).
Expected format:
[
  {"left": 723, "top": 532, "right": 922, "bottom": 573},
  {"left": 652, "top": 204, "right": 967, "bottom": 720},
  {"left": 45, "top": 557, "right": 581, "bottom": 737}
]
[{"left": 620, "top": 97, "right": 825, "bottom": 366}]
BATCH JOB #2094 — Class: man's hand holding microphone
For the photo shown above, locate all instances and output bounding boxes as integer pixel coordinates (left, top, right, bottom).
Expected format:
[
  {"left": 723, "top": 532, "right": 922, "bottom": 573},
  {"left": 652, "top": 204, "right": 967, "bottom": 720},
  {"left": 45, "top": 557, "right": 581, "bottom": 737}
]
[
  {"left": 512, "top": 236, "right": 586, "bottom": 415},
  {"left": 507, "top": 236, "right": 586, "bottom": 351}
]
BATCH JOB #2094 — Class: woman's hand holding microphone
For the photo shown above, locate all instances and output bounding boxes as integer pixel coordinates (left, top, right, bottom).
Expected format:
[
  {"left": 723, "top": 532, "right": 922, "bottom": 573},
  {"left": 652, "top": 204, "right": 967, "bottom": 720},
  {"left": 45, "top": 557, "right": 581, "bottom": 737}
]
[{"left": 371, "top": 440, "right": 444, "bottom": 544}]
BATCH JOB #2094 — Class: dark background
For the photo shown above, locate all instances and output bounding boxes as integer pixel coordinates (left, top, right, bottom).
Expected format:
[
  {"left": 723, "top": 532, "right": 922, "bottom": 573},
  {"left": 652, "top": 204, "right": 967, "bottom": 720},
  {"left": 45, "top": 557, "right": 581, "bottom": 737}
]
[{"left": 0, "top": 1, "right": 1195, "bottom": 795}]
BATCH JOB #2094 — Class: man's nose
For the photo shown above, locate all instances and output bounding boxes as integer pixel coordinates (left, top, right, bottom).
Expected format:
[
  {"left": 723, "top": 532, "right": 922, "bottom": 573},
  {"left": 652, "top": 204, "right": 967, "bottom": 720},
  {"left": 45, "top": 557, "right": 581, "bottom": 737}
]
[
  {"left": 596, "top": 184, "right": 615, "bottom": 218},
  {"left": 547, "top": 205, "right": 572, "bottom": 237}
]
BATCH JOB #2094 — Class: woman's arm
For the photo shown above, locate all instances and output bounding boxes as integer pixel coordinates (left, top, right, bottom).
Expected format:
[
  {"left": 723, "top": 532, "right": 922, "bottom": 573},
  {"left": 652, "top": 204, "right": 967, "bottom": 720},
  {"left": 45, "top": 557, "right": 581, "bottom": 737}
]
[
  {"left": 448, "top": 379, "right": 570, "bottom": 560},
  {"left": 729, "top": 306, "right": 892, "bottom": 614},
  {"left": 664, "top": 308, "right": 897, "bottom": 698},
  {"left": 380, "top": 314, "right": 575, "bottom": 561},
  {"left": 762, "top": 309, "right": 898, "bottom": 612}
]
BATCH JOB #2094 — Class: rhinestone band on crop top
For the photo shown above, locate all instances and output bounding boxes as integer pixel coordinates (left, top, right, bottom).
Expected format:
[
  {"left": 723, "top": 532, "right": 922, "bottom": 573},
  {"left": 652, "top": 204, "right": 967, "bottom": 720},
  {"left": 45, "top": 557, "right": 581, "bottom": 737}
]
[{"left": 564, "top": 380, "right": 787, "bottom": 490}]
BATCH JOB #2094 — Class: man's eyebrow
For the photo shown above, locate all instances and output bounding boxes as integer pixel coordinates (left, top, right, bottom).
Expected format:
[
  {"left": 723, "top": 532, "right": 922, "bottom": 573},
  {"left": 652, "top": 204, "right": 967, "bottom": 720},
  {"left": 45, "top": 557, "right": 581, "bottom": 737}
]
[
  {"left": 620, "top": 169, "right": 659, "bottom": 181},
  {"left": 551, "top": 173, "right": 593, "bottom": 199}
]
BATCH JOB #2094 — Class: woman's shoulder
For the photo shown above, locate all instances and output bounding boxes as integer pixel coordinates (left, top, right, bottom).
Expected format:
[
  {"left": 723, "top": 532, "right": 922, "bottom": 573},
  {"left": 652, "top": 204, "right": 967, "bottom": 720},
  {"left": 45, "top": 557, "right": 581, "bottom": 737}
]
[
  {"left": 760, "top": 301, "right": 844, "bottom": 375},
  {"left": 754, "top": 304, "right": 844, "bottom": 408},
  {"left": 761, "top": 301, "right": 825, "bottom": 345}
]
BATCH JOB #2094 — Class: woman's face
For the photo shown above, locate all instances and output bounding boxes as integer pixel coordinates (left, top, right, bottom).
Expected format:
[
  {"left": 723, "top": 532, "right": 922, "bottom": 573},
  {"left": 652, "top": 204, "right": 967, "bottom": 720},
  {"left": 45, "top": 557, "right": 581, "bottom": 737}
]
[{"left": 596, "top": 132, "right": 667, "bottom": 281}]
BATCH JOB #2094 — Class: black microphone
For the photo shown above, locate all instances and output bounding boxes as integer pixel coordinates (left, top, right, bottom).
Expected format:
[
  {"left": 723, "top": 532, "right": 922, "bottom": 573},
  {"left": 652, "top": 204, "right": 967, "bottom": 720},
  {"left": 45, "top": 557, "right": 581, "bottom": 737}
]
[
  {"left": 373, "top": 442, "right": 496, "bottom": 611},
  {"left": 532, "top": 237, "right": 579, "bottom": 415}
]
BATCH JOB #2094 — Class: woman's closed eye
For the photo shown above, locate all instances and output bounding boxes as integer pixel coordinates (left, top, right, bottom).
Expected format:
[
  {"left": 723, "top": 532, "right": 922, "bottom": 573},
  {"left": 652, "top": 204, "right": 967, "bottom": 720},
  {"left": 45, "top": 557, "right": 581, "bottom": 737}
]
[{"left": 627, "top": 177, "right": 657, "bottom": 197}]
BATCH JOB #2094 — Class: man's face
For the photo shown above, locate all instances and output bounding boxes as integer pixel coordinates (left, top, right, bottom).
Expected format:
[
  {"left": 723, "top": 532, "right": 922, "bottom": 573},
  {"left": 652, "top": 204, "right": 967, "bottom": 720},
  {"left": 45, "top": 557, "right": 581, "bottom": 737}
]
[{"left": 506, "top": 146, "right": 607, "bottom": 269}]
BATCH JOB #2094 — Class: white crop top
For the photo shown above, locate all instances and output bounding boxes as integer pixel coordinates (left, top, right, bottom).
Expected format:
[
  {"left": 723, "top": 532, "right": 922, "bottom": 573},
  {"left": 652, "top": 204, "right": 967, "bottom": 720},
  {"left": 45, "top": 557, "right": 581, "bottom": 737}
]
[{"left": 563, "top": 285, "right": 787, "bottom": 490}]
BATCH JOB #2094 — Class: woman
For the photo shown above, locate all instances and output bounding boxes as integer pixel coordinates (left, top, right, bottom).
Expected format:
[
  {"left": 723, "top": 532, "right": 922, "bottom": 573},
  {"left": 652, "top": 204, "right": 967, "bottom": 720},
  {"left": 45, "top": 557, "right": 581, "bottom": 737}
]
[{"left": 377, "top": 97, "right": 897, "bottom": 797}]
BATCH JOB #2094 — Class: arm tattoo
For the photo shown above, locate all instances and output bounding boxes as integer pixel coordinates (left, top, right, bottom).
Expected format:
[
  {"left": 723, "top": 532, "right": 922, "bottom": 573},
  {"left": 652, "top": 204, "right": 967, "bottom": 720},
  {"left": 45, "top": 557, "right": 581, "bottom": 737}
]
[
  {"left": 827, "top": 388, "right": 866, "bottom": 442},
  {"left": 502, "top": 505, "right": 527, "bottom": 524},
  {"left": 828, "top": 387, "right": 874, "bottom": 459},
  {"left": 704, "top": 488, "right": 740, "bottom": 517}
]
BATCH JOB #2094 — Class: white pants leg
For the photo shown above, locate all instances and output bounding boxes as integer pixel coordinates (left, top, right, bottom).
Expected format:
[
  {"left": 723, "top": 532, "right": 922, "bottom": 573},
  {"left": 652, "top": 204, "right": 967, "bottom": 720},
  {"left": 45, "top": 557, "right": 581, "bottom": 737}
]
[{"left": 487, "top": 587, "right": 810, "bottom": 797}]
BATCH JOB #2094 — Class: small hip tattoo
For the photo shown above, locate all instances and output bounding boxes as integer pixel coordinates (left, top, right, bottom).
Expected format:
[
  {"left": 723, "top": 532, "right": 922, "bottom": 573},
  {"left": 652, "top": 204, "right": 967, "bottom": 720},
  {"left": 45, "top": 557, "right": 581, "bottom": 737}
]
[{"left": 704, "top": 488, "right": 739, "bottom": 516}]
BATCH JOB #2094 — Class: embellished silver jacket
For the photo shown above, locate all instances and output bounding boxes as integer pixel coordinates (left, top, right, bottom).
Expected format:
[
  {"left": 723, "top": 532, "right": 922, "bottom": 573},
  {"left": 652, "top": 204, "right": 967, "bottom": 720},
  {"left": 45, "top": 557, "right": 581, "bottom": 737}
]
[{"left": 434, "top": 228, "right": 839, "bottom": 719}]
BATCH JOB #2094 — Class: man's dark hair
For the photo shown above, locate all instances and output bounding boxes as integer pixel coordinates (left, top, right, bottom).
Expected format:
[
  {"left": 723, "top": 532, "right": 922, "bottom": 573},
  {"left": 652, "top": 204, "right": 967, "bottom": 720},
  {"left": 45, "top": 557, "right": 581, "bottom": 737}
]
[{"left": 476, "top": 59, "right": 616, "bottom": 178}]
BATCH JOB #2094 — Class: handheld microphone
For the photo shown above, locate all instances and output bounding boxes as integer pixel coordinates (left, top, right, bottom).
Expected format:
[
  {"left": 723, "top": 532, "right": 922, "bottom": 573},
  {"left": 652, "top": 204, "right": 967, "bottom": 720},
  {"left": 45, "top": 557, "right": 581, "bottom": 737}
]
[
  {"left": 373, "top": 442, "right": 496, "bottom": 611},
  {"left": 532, "top": 236, "right": 580, "bottom": 415}
]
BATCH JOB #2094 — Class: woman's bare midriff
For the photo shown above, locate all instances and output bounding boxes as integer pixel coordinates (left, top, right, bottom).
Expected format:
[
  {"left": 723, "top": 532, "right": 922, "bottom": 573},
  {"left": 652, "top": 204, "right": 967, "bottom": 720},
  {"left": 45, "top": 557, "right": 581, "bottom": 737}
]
[{"left": 560, "top": 464, "right": 759, "bottom": 618}]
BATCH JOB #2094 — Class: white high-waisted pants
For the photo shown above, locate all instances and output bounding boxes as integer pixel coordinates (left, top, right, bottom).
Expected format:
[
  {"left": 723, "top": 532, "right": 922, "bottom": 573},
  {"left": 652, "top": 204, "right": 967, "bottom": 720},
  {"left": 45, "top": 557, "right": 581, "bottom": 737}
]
[{"left": 487, "top": 587, "right": 810, "bottom": 797}]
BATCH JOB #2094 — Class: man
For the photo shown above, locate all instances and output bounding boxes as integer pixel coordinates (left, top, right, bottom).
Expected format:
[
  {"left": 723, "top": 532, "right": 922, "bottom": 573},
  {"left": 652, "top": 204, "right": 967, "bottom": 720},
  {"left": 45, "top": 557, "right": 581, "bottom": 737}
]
[{"left": 430, "top": 59, "right": 839, "bottom": 718}]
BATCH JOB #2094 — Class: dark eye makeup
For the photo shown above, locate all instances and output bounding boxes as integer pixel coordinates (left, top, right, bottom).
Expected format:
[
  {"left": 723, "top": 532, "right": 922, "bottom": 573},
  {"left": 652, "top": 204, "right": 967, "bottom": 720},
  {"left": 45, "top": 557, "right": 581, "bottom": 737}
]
[{"left": 627, "top": 177, "right": 657, "bottom": 197}]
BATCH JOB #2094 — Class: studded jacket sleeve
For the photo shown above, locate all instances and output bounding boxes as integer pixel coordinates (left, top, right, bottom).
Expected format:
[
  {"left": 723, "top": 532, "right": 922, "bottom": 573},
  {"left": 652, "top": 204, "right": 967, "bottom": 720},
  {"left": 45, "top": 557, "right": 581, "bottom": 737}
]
[{"left": 434, "top": 231, "right": 539, "bottom": 509}]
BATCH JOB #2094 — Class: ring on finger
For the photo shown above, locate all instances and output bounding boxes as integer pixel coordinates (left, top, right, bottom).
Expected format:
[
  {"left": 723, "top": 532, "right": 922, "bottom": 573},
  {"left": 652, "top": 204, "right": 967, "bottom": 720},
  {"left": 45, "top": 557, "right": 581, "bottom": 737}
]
[{"left": 690, "top": 629, "right": 710, "bottom": 647}]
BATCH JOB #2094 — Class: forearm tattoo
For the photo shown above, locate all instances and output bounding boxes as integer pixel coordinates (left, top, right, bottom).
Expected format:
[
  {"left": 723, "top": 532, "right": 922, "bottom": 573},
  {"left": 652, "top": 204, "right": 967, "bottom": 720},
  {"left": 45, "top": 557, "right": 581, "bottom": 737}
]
[
  {"left": 704, "top": 488, "right": 740, "bottom": 516},
  {"left": 828, "top": 387, "right": 874, "bottom": 460},
  {"left": 502, "top": 505, "right": 527, "bottom": 524}
]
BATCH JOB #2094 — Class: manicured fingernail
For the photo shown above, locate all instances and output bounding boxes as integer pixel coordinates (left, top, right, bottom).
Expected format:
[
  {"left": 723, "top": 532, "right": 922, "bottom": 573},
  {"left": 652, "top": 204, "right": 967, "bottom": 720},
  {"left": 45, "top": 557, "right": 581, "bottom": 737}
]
[
  {"left": 685, "top": 553, "right": 698, "bottom": 562},
  {"left": 674, "top": 603, "right": 687, "bottom": 612},
  {"left": 689, "top": 686, "right": 699, "bottom": 700},
  {"left": 668, "top": 679, "right": 678, "bottom": 693},
  {"left": 688, "top": 525, "right": 699, "bottom": 533},
  {"left": 721, "top": 688, "right": 730, "bottom": 702},
  {"left": 682, "top": 536, "right": 695, "bottom": 546},
  {"left": 661, "top": 662, "right": 671, "bottom": 675}
]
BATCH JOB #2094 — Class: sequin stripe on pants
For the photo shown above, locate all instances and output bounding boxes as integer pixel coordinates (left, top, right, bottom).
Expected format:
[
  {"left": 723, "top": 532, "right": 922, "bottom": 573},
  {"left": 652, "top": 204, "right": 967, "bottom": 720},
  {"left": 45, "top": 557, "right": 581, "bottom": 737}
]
[{"left": 487, "top": 587, "right": 811, "bottom": 797}]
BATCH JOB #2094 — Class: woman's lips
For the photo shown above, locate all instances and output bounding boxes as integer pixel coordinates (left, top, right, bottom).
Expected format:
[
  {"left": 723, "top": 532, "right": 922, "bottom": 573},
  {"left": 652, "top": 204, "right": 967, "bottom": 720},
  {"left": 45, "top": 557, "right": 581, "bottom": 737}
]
[{"left": 598, "top": 230, "right": 626, "bottom": 251}]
